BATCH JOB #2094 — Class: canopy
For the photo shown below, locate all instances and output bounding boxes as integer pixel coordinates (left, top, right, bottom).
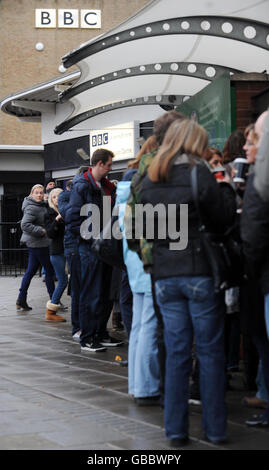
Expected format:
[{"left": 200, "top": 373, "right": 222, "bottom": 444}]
[{"left": 33, "top": 1, "right": 269, "bottom": 134}]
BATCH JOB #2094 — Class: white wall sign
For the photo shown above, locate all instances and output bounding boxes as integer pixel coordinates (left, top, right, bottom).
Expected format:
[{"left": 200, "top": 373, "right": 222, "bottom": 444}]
[
  {"left": 35, "top": 9, "right": 101, "bottom": 29},
  {"left": 90, "top": 122, "right": 140, "bottom": 161},
  {"left": 81, "top": 10, "right": 101, "bottom": 29},
  {"left": 58, "top": 9, "right": 79, "bottom": 28},
  {"left": 35, "top": 9, "right": 56, "bottom": 28}
]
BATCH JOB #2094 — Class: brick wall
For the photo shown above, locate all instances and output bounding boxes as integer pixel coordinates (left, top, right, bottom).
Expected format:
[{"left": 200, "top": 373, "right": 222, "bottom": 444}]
[
  {"left": 0, "top": 0, "right": 149, "bottom": 146},
  {"left": 232, "top": 78, "right": 269, "bottom": 132}
]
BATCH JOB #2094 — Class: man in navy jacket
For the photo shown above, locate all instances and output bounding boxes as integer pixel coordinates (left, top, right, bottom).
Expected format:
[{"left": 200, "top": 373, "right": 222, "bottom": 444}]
[
  {"left": 66, "top": 148, "right": 123, "bottom": 352},
  {"left": 58, "top": 178, "right": 81, "bottom": 340}
]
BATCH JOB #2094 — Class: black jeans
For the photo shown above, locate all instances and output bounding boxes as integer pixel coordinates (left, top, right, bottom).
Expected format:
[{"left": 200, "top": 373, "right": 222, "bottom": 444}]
[
  {"left": 66, "top": 251, "right": 81, "bottom": 335},
  {"left": 119, "top": 270, "right": 133, "bottom": 338}
]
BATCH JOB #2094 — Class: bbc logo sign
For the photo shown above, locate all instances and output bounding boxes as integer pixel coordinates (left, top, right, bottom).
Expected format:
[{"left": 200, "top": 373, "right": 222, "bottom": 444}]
[
  {"left": 35, "top": 9, "right": 101, "bottom": 29},
  {"left": 92, "top": 133, "right": 109, "bottom": 147}
]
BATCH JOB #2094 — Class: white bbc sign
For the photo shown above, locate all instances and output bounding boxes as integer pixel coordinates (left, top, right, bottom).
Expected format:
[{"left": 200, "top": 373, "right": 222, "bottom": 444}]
[
  {"left": 90, "top": 122, "right": 140, "bottom": 161},
  {"left": 35, "top": 9, "right": 101, "bottom": 29}
]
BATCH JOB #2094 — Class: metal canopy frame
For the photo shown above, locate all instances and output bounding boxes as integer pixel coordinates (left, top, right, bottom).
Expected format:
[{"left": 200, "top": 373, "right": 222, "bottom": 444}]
[
  {"left": 55, "top": 94, "right": 188, "bottom": 135},
  {"left": 54, "top": 7, "right": 269, "bottom": 135},
  {"left": 63, "top": 16, "right": 269, "bottom": 67},
  {"left": 59, "top": 62, "right": 241, "bottom": 103}
]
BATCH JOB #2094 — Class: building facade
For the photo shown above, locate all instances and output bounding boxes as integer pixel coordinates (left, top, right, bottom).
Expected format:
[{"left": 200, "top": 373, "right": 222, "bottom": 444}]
[
  {"left": 0, "top": 0, "right": 149, "bottom": 146},
  {"left": 1, "top": 0, "right": 269, "bottom": 192},
  {"left": 0, "top": 0, "right": 268, "bottom": 275}
]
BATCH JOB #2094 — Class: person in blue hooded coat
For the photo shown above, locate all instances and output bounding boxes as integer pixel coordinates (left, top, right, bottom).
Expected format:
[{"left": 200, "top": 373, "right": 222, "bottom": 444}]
[{"left": 116, "top": 137, "right": 160, "bottom": 405}]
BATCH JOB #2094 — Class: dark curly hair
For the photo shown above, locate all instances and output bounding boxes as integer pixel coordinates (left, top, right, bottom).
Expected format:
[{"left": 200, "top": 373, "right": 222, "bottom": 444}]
[{"left": 222, "top": 130, "right": 245, "bottom": 163}]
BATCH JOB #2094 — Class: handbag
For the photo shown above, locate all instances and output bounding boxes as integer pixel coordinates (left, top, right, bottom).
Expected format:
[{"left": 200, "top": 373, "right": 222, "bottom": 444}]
[
  {"left": 91, "top": 212, "right": 126, "bottom": 270},
  {"left": 190, "top": 165, "right": 243, "bottom": 293}
]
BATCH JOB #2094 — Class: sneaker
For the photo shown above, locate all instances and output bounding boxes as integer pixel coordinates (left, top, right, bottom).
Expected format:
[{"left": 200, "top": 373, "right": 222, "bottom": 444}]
[
  {"left": 58, "top": 301, "right": 68, "bottom": 311},
  {"left": 169, "top": 437, "right": 189, "bottom": 448},
  {"left": 204, "top": 435, "right": 228, "bottom": 445},
  {"left": 188, "top": 388, "right": 201, "bottom": 405},
  {"left": 245, "top": 413, "right": 269, "bottom": 427},
  {"left": 81, "top": 341, "right": 107, "bottom": 352},
  {"left": 188, "top": 398, "right": 202, "bottom": 405},
  {"left": 72, "top": 331, "right": 81, "bottom": 341},
  {"left": 100, "top": 335, "right": 124, "bottom": 347},
  {"left": 135, "top": 396, "right": 162, "bottom": 406},
  {"left": 242, "top": 396, "right": 268, "bottom": 409}
]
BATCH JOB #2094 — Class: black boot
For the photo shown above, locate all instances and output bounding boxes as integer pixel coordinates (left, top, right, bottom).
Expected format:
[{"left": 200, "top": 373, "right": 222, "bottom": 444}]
[
  {"left": 112, "top": 311, "right": 124, "bottom": 331},
  {"left": 16, "top": 298, "right": 32, "bottom": 310}
]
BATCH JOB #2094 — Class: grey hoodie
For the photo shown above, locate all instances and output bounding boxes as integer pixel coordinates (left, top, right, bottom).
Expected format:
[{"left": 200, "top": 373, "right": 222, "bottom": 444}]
[
  {"left": 254, "top": 109, "right": 269, "bottom": 201},
  {"left": 20, "top": 197, "right": 50, "bottom": 248}
]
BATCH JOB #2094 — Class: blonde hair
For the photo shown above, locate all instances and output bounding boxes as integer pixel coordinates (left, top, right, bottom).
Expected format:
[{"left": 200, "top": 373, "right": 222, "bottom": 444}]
[
  {"left": 128, "top": 135, "right": 158, "bottom": 169},
  {"left": 244, "top": 123, "right": 258, "bottom": 145},
  {"left": 48, "top": 188, "right": 63, "bottom": 213},
  {"left": 148, "top": 119, "right": 208, "bottom": 182},
  {"left": 30, "top": 184, "right": 44, "bottom": 196}
]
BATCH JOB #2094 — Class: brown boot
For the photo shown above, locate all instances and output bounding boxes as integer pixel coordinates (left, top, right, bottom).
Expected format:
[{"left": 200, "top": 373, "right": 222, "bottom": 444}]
[
  {"left": 242, "top": 396, "right": 268, "bottom": 408},
  {"left": 45, "top": 301, "right": 66, "bottom": 322}
]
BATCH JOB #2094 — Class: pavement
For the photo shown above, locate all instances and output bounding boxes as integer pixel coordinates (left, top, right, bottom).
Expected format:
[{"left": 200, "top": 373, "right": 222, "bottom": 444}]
[{"left": 0, "top": 276, "right": 268, "bottom": 452}]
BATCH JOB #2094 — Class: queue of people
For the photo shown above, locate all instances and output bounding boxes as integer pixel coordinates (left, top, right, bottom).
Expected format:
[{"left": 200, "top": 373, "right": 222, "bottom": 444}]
[{"left": 16, "top": 108, "right": 269, "bottom": 448}]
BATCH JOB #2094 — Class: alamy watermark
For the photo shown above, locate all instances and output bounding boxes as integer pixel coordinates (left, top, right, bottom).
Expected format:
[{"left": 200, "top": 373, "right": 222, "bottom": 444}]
[{"left": 80, "top": 196, "right": 188, "bottom": 251}]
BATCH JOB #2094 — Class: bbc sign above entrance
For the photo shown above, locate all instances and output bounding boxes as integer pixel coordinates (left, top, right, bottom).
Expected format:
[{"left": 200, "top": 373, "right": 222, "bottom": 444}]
[
  {"left": 35, "top": 9, "right": 101, "bottom": 29},
  {"left": 90, "top": 122, "right": 140, "bottom": 161}
]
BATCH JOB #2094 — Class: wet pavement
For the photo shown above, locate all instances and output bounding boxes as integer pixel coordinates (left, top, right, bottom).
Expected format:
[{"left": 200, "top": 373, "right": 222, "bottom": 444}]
[{"left": 0, "top": 276, "right": 268, "bottom": 451}]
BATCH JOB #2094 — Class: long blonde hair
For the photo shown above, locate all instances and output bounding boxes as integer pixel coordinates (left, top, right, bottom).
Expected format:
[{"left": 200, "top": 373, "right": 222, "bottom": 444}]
[
  {"left": 48, "top": 188, "right": 63, "bottom": 214},
  {"left": 148, "top": 119, "right": 208, "bottom": 182}
]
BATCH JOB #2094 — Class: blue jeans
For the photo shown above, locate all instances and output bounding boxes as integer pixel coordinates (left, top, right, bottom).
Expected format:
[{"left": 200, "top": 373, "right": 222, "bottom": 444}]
[
  {"left": 155, "top": 276, "right": 227, "bottom": 442},
  {"left": 79, "top": 243, "right": 113, "bottom": 345},
  {"left": 50, "top": 254, "right": 68, "bottom": 305},
  {"left": 256, "top": 360, "right": 269, "bottom": 402},
  {"left": 19, "top": 247, "right": 55, "bottom": 301},
  {"left": 252, "top": 332, "right": 269, "bottom": 422},
  {"left": 66, "top": 252, "right": 81, "bottom": 335},
  {"left": 128, "top": 291, "right": 160, "bottom": 397},
  {"left": 264, "top": 294, "right": 269, "bottom": 340}
]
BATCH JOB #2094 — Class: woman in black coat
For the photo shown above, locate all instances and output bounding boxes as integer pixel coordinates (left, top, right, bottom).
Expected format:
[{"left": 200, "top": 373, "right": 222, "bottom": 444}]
[
  {"left": 45, "top": 188, "right": 68, "bottom": 322},
  {"left": 140, "top": 118, "right": 236, "bottom": 447}
]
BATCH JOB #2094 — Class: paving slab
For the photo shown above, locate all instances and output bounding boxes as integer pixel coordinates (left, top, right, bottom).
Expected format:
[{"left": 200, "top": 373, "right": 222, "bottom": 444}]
[{"left": 0, "top": 276, "right": 268, "bottom": 453}]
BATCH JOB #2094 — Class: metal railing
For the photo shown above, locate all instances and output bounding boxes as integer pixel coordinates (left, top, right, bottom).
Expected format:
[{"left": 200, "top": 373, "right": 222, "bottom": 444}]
[{"left": 0, "top": 222, "right": 28, "bottom": 276}]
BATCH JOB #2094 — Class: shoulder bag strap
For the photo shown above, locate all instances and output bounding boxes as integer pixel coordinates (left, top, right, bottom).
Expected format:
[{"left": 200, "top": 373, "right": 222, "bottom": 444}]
[
  {"left": 190, "top": 165, "right": 200, "bottom": 218},
  {"left": 190, "top": 165, "right": 205, "bottom": 232}
]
